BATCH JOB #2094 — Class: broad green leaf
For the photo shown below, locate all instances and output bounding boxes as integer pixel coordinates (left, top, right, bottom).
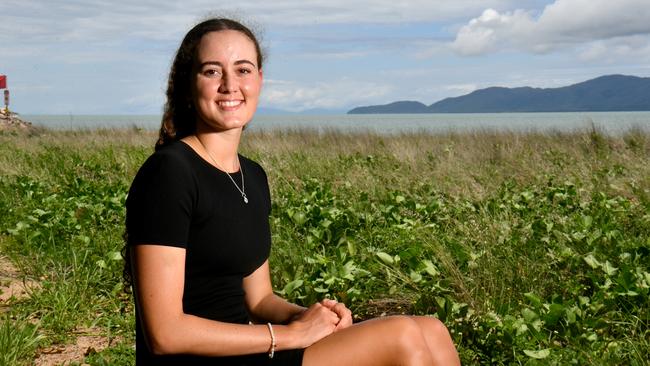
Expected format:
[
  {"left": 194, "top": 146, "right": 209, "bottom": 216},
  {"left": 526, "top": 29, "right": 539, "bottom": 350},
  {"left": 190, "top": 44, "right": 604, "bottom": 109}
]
[
  {"left": 522, "top": 308, "right": 538, "bottom": 323},
  {"left": 515, "top": 323, "right": 529, "bottom": 337},
  {"left": 643, "top": 272, "right": 650, "bottom": 286},
  {"left": 544, "top": 303, "right": 564, "bottom": 326},
  {"left": 283, "top": 279, "right": 303, "bottom": 295},
  {"left": 108, "top": 251, "right": 122, "bottom": 261},
  {"left": 292, "top": 211, "right": 307, "bottom": 226},
  {"left": 342, "top": 261, "right": 356, "bottom": 278},
  {"left": 521, "top": 191, "right": 534, "bottom": 201},
  {"left": 620, "top": 291, "right": 639, "bottom": 296},
  {"left": 530, "top": 319, "right": 543, "bottom": 332},
  {"left": 565, "top": 308, "right": 577, "bottom": 324},
  {"left": 346, "top": 240, "right": 356, "bottom": 256},
  {"left": 523, "top": 349, "right": 550, "bottom": 359},
  {"left": 602, "top": 261, "right": 618, "bottom": 276},
  {"left": 376, "top": 252, "right": 394, "bottom": 265},
  {"left": 435, "top": 296, "right": 447, "bottom": 312},
  {"left": 422, "top": 260, "right": 439, "bottom": 277},
  {"left": 410, "top": 270, "right": 422, "bottom": 283},
  {"left": 524, "top": 292, "right": 542, "bottom": 309},
  {"left": 572, "top": 232, "right": 586, "bottom": 241},
  {"left": 583, "top": 254, "right": 601, "bottom": 269}
]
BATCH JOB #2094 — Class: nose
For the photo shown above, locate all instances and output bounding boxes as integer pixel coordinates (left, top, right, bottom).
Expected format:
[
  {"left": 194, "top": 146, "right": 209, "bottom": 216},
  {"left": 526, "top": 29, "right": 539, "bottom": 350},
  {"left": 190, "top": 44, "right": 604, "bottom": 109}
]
[{"left": 218, "top": 72, "right": 238, "bottom": 93}]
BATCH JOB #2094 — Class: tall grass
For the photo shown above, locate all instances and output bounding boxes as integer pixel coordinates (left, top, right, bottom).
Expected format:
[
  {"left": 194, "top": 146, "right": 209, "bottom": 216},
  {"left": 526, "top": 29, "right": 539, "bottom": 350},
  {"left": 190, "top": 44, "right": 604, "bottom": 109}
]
[{"left": 0, "top": 127, "right": 648, "bottom": 364}]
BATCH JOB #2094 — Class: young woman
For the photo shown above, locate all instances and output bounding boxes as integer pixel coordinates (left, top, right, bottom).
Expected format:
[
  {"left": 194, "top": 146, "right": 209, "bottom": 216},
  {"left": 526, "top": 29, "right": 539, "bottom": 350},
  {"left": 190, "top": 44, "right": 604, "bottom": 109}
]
[{"left": 124, "top": 18, "right": 460, "bottom": 366}]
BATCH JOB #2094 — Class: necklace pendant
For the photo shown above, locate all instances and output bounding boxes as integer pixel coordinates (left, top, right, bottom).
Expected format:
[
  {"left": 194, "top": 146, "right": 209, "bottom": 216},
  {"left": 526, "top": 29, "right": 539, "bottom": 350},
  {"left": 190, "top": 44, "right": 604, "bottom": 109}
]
[{"left": 243, "top": 194, "right": 249, "bottom": 204}]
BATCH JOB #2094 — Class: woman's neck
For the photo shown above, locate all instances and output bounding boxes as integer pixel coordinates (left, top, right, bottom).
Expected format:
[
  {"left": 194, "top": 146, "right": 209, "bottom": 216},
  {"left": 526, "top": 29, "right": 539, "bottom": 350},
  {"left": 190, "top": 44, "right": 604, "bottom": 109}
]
[{"left": 185, "top": 127, "right": 243, "bottom": 173}]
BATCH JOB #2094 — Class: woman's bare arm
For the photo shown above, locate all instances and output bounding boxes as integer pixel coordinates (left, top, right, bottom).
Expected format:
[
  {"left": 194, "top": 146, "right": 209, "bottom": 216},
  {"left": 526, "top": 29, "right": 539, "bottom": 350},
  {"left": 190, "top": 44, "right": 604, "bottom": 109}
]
[
  {"left": 242, "top": 260, "right": 307, "bottom": 324},
  {"left": 131, "top": 245, "right": 339, "bottom": 357},
  {"left": 243, "top": 260, "right": 353, "bottom": 330}
]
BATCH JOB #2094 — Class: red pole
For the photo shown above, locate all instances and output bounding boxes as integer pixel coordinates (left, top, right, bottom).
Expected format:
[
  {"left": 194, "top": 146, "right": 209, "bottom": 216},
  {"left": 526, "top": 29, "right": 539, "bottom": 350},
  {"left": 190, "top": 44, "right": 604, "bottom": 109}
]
[{"left": 0, "top": 75, "right": 7, "bottom": 114}]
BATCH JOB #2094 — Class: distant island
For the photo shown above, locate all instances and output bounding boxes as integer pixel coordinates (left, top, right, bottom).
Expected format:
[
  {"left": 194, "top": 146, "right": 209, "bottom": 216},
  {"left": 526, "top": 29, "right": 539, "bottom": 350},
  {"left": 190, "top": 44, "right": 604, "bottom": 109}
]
[{"left": 348, "top": 74, "right": 650, "bottom": 114}]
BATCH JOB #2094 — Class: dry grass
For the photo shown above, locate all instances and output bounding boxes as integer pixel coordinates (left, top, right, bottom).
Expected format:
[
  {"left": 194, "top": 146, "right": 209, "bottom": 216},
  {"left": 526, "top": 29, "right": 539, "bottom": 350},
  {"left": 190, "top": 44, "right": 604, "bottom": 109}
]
[
  {"left": 241, "top": 127, "right": 650, "bottom": 201},
  {"left": 3, "top": 126, "right": 647, "bottom": 200}
]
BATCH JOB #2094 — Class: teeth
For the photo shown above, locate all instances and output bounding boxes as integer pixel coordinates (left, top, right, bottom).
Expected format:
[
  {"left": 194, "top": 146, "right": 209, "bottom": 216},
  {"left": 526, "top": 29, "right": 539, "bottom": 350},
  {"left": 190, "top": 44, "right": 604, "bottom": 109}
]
[{"left": 219, "top": 100, "right": 242, "bottom": 107}]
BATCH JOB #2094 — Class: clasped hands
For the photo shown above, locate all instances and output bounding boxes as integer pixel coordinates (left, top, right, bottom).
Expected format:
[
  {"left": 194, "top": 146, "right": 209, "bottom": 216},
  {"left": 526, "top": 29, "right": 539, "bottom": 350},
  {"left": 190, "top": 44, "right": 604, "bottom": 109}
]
[{"left": 288, "top": 299, "right": 353, "bottom": 347}]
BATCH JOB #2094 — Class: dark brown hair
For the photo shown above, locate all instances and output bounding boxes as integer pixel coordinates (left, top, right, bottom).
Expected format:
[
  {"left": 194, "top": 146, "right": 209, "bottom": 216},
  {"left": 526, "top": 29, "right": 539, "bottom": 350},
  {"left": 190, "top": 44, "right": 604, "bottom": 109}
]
[
  {"left": 155, "top": 17, "right": 264, "bottom": 150},
  {"left": 122, "top": 18, "right": 264, "bottom": 290}
]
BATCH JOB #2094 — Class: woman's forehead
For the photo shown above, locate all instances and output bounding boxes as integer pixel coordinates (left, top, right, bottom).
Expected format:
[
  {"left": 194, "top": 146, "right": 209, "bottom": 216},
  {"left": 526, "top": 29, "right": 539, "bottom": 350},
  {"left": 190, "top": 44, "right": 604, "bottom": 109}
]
[{"left": 196, "top": 30, "right": 258, "bottom": 65}]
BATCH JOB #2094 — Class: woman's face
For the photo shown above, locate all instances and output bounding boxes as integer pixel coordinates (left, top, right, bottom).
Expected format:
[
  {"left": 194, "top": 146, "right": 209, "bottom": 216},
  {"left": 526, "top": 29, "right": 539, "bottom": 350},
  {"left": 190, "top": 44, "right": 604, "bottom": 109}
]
[{"left": 191, "top": 30, "right": 262, "bottom": 132}]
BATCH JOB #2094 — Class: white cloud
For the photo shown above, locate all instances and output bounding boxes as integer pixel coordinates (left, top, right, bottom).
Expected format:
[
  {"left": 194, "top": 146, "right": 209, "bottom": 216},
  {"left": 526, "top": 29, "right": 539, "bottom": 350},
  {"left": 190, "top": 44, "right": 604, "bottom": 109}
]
[
  {"left": 0, "top": 0, "right": 529, "bottom": 45},
  {"left": 3, "top": 0, "right": 648, "bottom": 114},
  {"left": 227, "top": 0, "right": 522, "bottom": 26},
  {"left": 0, "top": 1, "right": 520, "bottom": 64},
  {"left": 452, "top": 9, "right": 536, "bottom": 55},
  {"left": 261, "top": 78, "right": 392, "bottom": 111},
  {"left": 452, "top": 0, "right": 650, "bottom": 55},
  {"left": 577, "top": 35, "right": 650, "bottom": 63}
]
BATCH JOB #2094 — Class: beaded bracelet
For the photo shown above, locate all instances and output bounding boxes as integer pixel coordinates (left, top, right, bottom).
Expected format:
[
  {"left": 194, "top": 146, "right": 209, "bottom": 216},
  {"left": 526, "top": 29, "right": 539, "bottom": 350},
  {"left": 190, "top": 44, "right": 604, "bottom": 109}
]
[{"left": 266, "top": 322, "right": 276, "bottom": 359}]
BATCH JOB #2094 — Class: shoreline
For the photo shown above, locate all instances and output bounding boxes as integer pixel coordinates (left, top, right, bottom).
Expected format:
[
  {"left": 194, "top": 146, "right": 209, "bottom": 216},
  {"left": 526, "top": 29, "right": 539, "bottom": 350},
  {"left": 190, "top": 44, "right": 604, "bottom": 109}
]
[{"left": 18, "top": 111, "right": 650, "bottom": 136}]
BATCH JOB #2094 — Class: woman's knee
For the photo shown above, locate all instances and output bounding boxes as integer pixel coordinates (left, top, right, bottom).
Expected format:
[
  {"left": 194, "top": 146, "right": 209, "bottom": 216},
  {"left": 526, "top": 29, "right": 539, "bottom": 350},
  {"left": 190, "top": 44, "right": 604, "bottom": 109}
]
[
  {"left": 384, "top": 316, "right": 432, "bottom": 364},
  {"left": 415, "top": 316, "right": 453, "bottom": 340},
  {"left": 413, "top": 316, "right": 460, "bottom": 365}
]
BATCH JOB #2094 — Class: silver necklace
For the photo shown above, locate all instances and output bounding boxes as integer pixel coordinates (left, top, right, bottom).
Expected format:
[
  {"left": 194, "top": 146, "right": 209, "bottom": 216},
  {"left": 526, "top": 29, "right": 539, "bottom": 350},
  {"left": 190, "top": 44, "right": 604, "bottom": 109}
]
[{"left": 194, "top": 136, "right": 248, "bottom": 204}]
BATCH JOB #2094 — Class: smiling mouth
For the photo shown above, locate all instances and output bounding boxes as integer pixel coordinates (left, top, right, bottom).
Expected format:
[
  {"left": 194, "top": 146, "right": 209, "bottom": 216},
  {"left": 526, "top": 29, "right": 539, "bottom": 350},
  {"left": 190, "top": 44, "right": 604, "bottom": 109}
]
[{"left": 218, "top": 100, "right": 243, "bottom": 108}]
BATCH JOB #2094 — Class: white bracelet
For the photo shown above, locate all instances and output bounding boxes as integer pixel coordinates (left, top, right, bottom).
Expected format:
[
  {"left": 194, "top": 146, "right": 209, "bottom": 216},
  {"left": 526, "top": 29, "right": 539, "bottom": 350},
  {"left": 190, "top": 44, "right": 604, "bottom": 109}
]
[{"left": 266, "top": 322, "right": 276, "bottom": 359}]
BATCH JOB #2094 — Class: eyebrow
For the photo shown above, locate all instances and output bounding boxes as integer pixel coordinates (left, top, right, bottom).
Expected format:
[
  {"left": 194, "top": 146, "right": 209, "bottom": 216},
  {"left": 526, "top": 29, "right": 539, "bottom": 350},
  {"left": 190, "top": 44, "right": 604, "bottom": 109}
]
[{"left": 198, "top": 60, "right": 257, "bottom": 68}]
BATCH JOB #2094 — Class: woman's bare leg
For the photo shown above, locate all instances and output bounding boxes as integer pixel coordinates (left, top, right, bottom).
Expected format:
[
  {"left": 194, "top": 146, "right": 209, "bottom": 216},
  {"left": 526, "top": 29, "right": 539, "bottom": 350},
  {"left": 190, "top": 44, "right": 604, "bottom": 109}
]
[
  {"left": 303, "top": 315, "right": 458, "bottom": 366},
  {"left": 412, "top": 316, "right": 460, "bottom": 365}
]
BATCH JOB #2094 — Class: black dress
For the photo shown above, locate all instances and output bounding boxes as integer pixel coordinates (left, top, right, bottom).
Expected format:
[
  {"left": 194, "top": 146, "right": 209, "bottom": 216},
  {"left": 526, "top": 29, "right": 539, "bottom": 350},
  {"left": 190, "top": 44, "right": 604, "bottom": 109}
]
[{"left": 126, "top": 141, "right": 304, "bottom": 365}]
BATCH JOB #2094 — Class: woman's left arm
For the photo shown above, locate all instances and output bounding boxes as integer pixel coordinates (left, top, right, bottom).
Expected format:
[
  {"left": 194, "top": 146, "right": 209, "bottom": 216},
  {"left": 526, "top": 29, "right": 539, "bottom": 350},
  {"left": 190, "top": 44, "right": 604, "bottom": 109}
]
[
  {"left": 243, "top": 260, "right": 306, "bottom": 324},
  {"left": 243, "top": 260, "right": 354, "bottom": 330}
]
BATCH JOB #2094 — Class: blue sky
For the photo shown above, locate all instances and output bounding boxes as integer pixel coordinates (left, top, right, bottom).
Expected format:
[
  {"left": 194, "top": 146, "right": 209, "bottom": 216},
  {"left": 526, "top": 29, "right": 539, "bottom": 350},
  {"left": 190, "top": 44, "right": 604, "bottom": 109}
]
[{"left": 1, "top": 0, "right": 650, "bottom": 114}]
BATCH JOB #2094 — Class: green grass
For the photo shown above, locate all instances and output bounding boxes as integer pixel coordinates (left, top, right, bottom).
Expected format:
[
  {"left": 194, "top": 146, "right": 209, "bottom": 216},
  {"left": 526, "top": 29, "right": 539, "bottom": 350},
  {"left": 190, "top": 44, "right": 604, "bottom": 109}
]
[
  {"left": 0, "top": 315, "right": 43, "bottom": 366},
  {"left": 0, "top": 126, "right": 648, "bottom": 365}
]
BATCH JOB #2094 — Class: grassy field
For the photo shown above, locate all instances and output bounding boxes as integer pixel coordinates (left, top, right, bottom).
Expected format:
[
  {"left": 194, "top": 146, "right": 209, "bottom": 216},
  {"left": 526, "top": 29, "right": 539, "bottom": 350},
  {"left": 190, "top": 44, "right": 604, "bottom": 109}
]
[{"left": 0, "top": 126, "right": 648, "bottom": 365}]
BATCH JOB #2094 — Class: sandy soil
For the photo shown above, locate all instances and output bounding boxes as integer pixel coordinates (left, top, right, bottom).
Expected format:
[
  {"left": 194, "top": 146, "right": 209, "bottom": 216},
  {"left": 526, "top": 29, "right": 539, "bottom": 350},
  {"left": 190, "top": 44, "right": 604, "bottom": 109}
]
[
  {"left": 34, "top": 328, "right": 115, "bottom": 366},
  {"left": 0, "top": 112, "right": 36, "bottom": 133},
  {"left": 1, "top": 256, "right": 116, "bottom": 365},
  {"left": 0, "top": 255, "right": 37, "bottom": 303}
]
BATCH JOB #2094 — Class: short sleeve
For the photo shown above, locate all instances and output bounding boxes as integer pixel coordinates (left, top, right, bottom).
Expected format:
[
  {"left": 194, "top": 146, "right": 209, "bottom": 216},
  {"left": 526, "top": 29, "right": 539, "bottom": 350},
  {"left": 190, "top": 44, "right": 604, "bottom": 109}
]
[
  {"left": 257, "top": 162, "right": 272, "bottom": 216},
  {"left": 125, "top": 151, "right": 195, "bottom": 248}
]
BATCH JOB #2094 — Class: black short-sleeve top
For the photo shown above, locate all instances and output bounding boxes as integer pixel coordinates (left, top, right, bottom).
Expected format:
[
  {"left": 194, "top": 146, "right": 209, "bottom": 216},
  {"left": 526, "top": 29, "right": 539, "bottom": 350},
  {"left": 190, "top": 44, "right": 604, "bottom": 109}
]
[{"left": 126, "top": 141, "right": 273, "bottom": 363}]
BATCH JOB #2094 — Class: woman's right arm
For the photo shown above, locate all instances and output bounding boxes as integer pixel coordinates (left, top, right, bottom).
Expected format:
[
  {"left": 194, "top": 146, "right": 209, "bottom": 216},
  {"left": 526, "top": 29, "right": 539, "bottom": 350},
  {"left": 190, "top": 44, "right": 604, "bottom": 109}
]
[{"left": 131, "top": 244, "right": 339, "bottom": 357}]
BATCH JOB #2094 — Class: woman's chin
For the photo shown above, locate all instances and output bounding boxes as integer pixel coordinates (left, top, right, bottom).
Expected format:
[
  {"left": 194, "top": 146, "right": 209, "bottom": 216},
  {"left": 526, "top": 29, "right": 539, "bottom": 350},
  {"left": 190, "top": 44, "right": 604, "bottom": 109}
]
[{"left": 197, "top": 116, "right": 253, "bottom": 132}]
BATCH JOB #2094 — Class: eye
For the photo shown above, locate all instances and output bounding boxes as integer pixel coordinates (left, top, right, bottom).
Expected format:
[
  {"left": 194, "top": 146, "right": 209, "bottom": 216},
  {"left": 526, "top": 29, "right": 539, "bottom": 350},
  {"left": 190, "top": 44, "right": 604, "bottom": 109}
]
[
  {"left": 202, "top": 68, "right": 222, "bottom": 77},
  {"left": 238, "top": 67, "right": 252, "bottom": 75}
]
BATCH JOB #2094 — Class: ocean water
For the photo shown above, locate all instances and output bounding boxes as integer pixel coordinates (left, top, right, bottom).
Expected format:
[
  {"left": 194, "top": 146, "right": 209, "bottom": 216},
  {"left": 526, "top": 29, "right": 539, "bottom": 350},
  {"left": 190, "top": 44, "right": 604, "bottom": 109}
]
[{"left": 22, "top": 111, "right": 650, "bottom": 135}]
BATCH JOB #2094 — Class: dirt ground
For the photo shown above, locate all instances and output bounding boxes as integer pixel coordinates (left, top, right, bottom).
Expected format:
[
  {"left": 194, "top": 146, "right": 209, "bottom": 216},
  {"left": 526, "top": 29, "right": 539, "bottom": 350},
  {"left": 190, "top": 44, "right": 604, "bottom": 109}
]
[
  {"left": 34, "top": 328, "right": 114, "bottom": 366},
  {"left": 0, "top": 255, "right": 36, "bottom": 304},
  {"left": 0, "top": 112, "right": 35, "bottom": 133},
  {"left": 1, "top": 256, "right": 114, "bottom": 365}
]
